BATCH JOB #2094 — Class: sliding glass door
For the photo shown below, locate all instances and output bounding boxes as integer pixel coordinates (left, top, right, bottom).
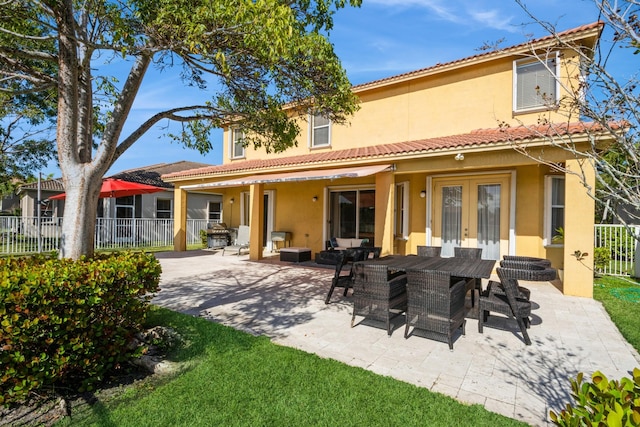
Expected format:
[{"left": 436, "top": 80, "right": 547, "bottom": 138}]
[{"left": 329, "top": 189, "right": 375, "bottom": 242}]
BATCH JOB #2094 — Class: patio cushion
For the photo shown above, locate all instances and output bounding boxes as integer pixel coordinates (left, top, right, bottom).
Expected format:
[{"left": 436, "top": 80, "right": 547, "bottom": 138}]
[{"left": 334, "top": 238, "right": 365, "bottom": 249}]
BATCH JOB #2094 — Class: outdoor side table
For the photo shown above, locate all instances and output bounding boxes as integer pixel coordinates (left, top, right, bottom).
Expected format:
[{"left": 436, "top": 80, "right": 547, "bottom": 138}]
[{"left": 279, "top": 247, "right": 311, "bottom": 263}]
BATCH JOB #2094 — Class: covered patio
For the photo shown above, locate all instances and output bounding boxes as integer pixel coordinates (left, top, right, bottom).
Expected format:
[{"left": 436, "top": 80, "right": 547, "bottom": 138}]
[{"left": 153, "top": 250, "right": 640, "bottom": 426}]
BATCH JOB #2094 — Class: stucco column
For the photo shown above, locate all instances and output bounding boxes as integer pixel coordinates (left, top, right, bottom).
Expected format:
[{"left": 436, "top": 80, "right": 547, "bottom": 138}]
[
  {"left": 562, "top": 158, "right": 595, "bottom": 297},
  {"left": 173, "top": 186, "right": 187, "bottom": 252},
  {"left": 249, "top": 183, "right": 264, "bottom": 260},
  {"left": 375, "top": 170, "right": 395, "bottom": 256}
]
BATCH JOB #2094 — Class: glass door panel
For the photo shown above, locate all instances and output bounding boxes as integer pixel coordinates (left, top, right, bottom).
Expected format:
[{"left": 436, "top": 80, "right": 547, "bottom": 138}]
[
  {"left": 441, "top": 185, "right": 463, "bottom": 257},
  {"left": 476, "top": 184, "right": 501, "bottom": 260}
]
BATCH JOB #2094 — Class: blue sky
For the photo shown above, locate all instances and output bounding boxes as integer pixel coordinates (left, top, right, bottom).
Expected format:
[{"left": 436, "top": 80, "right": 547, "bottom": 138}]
[{"left": 43, "top": 0, "right": 632, "bottom": 176}]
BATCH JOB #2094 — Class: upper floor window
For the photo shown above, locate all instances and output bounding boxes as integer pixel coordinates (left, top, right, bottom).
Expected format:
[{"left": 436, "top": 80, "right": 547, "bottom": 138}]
[
  {"left": 230, "top": 128, "right": 245, "bottom": 159},
  {"left": 156, "top": 198, "right": 172, "bottom": 219},
  {"left": 310, "top": 113, "right": 331, "bottom": 148},
  {"left": 544, "top": 175, "right": 565, "bottom": 246},
  {"left": 514, "top": 54, "right": 559, "bottom": 112}
]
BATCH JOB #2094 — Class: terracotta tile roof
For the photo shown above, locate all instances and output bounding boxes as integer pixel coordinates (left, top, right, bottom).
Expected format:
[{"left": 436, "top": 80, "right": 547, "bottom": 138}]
[
  {"left": 353, "top": 22, "right": 604, "bottom": 92},
  {"left": 163, "top": 121, "right": 615, "bottom": 180}
]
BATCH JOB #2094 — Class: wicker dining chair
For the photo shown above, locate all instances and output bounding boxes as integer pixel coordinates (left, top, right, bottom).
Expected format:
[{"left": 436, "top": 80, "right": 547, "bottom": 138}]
[
  {"left": 351, "top": 263, "right": 407, "bottom": 336},
  {"left": 417, "top": 246, "right": 441, "bottom": 257},
  {"left": 405, "top": 269, "right": 467, "bottom": 350},
  {"left": 478, "top": 267, "right": 533, "bottom": 345},
  {"left": 452, "top": 247, "right": 483, "bottom": 308},
  {"left": 453, "top": 247, "right": 482, "bottom": 259}
]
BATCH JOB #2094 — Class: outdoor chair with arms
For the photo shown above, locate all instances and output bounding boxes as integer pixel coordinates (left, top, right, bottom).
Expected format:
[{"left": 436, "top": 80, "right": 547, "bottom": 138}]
[
  {"left": 222, "top": 225, "right": 250, "bottom": 256},
  {"left": 478, "top": 267, "right": 534, "bottom": 345},
  {"left": 404, "top": 269, "right": 467, "bottom": 350},
  {"left": 325, "top": 249, "right": 365, "bottom": 304},
  {"left": 351, "top": 263, "right": 407, "bottom": 336}
]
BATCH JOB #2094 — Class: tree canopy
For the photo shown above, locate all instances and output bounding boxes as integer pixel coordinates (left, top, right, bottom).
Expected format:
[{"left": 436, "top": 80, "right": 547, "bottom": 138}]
[{"left": 0, "top": 0, "right": 361, "bottom": 258}]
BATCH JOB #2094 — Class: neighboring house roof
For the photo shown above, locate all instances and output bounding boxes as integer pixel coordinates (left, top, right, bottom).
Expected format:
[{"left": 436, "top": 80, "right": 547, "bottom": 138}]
[
  {"left": 17, "top": 161, "right": 213, "bottom": 194},
  {"left": 352, "top": 22, "right": 603, "bottom": 93},
  {"left": 17, "top": 178, "right": 64, "bottom": 193},
  {"left": 109, "top": 161, "right": 211, "bottom": 189},
  {"left": 163, "top": 122, "right": 615, "bottom": 181}
]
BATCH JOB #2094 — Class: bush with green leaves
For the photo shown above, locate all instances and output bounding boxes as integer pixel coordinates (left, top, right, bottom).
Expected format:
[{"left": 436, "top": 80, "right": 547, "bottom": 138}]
[
  {"left": 594, "top": 247, "right": 611, "bottom": 275},
  {"left": 550, "top": 368, "right": 640, "bottom": 427},
  {"left": 0, "top": 252, "right": 161, "bottom": 405}
]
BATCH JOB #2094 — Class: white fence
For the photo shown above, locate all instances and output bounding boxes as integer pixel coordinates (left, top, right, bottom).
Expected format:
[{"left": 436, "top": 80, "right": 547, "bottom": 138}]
[
  {"left": 0, "top": 216, "right": 210, "bottom": 255},
  {"left": 2, "top": 217, "right": 638, "bottom": 276},
  {"left": 594, "top": 224, "right": 639, "bottom": 276}
]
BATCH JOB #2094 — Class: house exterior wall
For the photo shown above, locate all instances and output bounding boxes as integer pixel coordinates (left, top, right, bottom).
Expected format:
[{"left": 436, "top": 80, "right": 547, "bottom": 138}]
[
  {"left": 170, "top": 25, "right": 603, "bottom": 298},
  {"left": 222, "top": 49, "right": 584, "bottom": 161}
]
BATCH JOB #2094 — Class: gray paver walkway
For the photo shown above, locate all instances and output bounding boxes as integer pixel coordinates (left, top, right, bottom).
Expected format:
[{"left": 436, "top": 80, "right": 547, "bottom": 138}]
[{"left": 153, "top": 250, "right": 640, "bottom": 426}]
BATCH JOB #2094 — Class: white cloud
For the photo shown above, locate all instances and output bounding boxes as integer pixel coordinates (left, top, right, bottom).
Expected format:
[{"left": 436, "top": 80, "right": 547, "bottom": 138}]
[
  {"left": 366, "top": 0, "right": 460, "bottom": 22},
  {"left": 366, "top": 0, "right": 517, "bottom": 31}
]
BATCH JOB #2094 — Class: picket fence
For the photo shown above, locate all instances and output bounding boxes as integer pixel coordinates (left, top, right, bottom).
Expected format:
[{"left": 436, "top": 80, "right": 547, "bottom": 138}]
[{"left": 0, "top": 216, "right": 209, "bottom": 254}]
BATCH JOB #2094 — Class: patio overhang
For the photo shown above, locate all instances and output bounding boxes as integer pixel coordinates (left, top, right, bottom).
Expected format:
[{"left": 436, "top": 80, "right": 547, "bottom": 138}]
[{"left": 179, "top": 164, "right": 393, "bottom": 190}]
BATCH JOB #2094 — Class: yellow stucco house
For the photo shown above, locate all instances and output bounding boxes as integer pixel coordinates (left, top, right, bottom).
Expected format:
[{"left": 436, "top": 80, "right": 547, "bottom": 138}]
[{"left": 164, "top": 22, "right": 609, "bottom": 298}]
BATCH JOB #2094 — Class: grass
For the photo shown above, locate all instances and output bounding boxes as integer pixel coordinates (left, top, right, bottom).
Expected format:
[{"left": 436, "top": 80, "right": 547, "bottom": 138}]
[
  {"left": 593, "top": 275, "right": 640, "bottom": 353},
  {"left": 58, "top": 306, "right": 526, "bottom": 427}
]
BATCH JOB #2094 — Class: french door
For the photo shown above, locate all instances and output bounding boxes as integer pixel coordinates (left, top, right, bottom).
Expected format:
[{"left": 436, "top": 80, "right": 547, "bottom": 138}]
[{"left": 432, "top": 175, "right": 510, "bottom": 259}]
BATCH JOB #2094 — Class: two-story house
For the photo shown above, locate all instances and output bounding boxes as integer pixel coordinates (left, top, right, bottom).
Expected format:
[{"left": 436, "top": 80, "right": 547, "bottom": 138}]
[{"left": 164, "top": 22, "right": 609, "bottom": 298}]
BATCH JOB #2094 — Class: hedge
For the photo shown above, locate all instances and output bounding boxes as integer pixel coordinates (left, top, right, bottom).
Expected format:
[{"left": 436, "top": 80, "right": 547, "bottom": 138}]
[{"left": 0, "top": 252, "right": 161, "bottom": 405}]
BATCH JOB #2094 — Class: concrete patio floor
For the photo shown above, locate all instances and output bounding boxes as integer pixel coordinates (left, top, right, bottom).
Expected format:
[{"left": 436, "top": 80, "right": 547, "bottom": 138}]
[{"left": 153, "top": 250, "right": 640, "bottom": 427}]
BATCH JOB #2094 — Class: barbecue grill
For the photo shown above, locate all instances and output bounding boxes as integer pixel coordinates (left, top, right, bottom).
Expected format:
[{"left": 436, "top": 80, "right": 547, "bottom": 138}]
[{"left": 206, "top": 222, "right": 232, "bottom": 248}]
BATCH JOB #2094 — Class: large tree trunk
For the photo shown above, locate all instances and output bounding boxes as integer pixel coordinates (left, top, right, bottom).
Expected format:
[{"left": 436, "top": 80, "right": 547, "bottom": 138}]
[{"left": 59, "top": 170, "right": 102, "bottom": 258}]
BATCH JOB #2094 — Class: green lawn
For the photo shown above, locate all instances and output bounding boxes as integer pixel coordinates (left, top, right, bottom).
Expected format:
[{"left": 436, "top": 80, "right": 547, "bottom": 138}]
[
  {"left": 58, "top": 307, "right": 526, "bottom": 427},
  {"left": 593, "top": 275, "right": 640, "bottom": 353}
]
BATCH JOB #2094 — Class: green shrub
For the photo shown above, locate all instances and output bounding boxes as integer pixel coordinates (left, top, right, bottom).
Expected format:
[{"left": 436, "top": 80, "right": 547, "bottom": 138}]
[
  {"left": 594, "top": 247, "right": 611, "bottom": 275},
  {"left": 0, "top": 252, "right": 161, "bottom": 405},
  {"left": 550, "top": 368, "right": 640, "bottom": 427},
  {"left": 199, "top": 229, "right": 208, "bottom": 248}
]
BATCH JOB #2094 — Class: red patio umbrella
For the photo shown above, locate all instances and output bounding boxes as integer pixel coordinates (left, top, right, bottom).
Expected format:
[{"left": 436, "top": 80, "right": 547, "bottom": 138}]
[{"left": 48, "top": 178, "right": 166, "bottom": 200}]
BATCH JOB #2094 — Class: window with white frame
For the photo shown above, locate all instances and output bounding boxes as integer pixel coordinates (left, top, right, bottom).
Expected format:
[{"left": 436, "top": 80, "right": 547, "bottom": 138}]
[
  {"left": 309, "top": 113, "right": 330, "bottom": 148},
  {"left": 545, "top": 175, "right": 565, "bottom": 245},
  {"left": 230, "top": 128, "right": 245, "bottom": 159},
  {"left": 156, "top": 198, "right": 172, "bottom": 219},
  {"left": 394, "top": 182, "right": 409, "bottom": 239},
  {"left": 514, "top": 54, "right": 559, "bottom": 112},
  {"left": 208, "top": 201, "right": 222, "bottom": 223}
]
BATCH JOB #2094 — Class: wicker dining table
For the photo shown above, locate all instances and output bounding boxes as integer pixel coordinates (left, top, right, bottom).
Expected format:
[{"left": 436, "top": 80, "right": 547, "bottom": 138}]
[
  {"left": 355, "top": 255, "right": 496, "bottom": 279},
  {"left": 354, "top": 255, "right": 496, "bottom": 318}
]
